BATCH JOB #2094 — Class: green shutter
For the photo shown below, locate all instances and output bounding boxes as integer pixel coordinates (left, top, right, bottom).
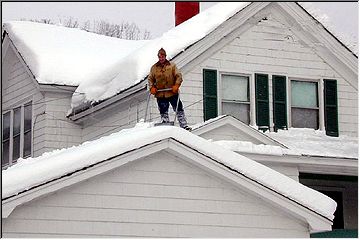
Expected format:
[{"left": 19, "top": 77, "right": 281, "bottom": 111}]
[
  {"left": 324, "top": 79, "right": 339, "bottom": 137},
  {"left": 255, "top": 73, "right": 269, "bottom": 131},
  {"left": 272, "top": 75, "right": 287, "bottom": 131},
  {"left": 203, "top": 69, "right": 218, "bottom": 121}
]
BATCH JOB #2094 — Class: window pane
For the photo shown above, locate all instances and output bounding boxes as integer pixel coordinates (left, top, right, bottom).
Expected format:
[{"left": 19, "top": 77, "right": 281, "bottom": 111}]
[
  {"left": 222, "top": 75, "right": 249, "bottom": 102},
  {"left": 222, "top": 102, "right": 250, "bottom": 124},
  {"left": 291, "top": 108, "right": 319, "bottom": 129},
  {"left": 2, "top": 141, "right": 9, "bottom": 166},
  {"left": 291, "top": 81, "right": 318, "bottom": 108},
  {"left": 13, "top": 107, "right": 21, "bottom": 135},
  {"left": 24, "top": 102, "right": 32, "bottom": 131},
  {"left": 13, "top": 135, "right": 20, "bottom": 160},
  {"left": 3, "top": 112, "right": 10, "bottom": 140},
  {"left": 23, "top": 130, "right": 32, "bottom": 158}
]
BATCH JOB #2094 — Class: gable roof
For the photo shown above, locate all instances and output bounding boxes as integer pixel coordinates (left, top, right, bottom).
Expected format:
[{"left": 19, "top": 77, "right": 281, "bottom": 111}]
[
  {"left": 191, "top": 115, "right": 358, "bottom": 160},
  {"left": 3, "top": 2, "right": 357, "bottom": 112},
  {"left": 2, "top": 122, "right": 336, "bottom": 228},
  {"left": 192, "top": 115, "right": 286, "bottom": 147}
]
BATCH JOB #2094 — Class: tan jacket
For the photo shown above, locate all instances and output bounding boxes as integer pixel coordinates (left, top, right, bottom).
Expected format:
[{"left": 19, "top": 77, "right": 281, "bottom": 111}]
[{"left": 148, "top": 60, "right": 183, "bottom": 98}]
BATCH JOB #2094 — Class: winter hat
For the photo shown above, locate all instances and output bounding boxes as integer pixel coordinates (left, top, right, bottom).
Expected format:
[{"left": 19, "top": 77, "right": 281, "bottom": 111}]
[{"left": 158, "top": 48, "right": 167, "bottom": 56}]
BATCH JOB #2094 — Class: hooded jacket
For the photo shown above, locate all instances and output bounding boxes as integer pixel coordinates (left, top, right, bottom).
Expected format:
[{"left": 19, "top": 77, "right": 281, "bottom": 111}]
[{"left": 148, "top": 60, "right": 183, "bottom": 98}]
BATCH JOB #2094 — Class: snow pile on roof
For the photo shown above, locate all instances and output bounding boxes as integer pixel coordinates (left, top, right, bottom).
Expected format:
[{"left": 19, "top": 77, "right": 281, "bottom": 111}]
[
  {"left": 191, "top": 115, "right": 229, "bottom": 130},
  {"left": 71, "top": 2, "right": 251, "bottom": 107},
  {"left": 213, "top": 140, "right": 297, "bottom": 156},
  {"left": 264, "top": 128, "right": 358, "bottom": 159},
  {"left": 299, "top": 2, "right": 358, "bottom": 56},
  {"left": 3, "top": 21, "right": 149, "bottom": 86},
  {"left": 2, "top": 122, "right": 336, "bottom": 221}
]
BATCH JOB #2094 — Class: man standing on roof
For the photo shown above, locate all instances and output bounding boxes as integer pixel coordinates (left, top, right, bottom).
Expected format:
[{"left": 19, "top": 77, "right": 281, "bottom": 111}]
[{"left": 148, "top": 48, "right": 191, "bottom": 131}]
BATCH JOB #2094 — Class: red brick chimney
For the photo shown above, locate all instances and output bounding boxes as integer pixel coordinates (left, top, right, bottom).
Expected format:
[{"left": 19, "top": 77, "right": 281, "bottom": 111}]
[{"left": 175, "top": 2, "right": 200, "bottom": 26}]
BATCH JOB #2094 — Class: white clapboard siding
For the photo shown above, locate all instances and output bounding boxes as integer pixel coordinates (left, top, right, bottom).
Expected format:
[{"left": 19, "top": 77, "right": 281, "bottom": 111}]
[
  {"left": 2, "top": 43, "right": 83, "bottom": 158},
  {"left": 41, "top": 92, "right": 82, "bottom": 151},
  {"left": 2, "top": 45, "right": 47, "bottom": 158},
  {"left": 2, "top": 153, "right": 309, "bottom": 238},
  {"left": 179, "top": 14, "right": 357, "bottom": 136},
  {"left": 199, "top": 124, "right": 268, "bottom": 144},
  {"left": 81, "top": 91, "right": 149, "bottom": 142},
  {"left": 264, "top": 165, "right": 299, "bottom": 181},
  {"left": 2, "top": 45, "right": 40, "bottom": 110}
]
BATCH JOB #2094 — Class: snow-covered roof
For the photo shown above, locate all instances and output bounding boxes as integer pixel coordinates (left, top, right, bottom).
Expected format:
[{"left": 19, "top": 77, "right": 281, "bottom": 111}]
[
  {"left": 2, "top": 21, "right": 149, "bottom": 86},
  {"left": 215, "top": 129, "right": 358, "bottom": 159},
  {"left": 2, "top": 122, "right": 336, "bottom": 222},
  {"left": 3, "top": 2, "right": 357, "bottom": 109},
  {"left": 191, "top": 115, "right": 287, "bottom": 147},
  {"left": 191, "top": 115, "right": 358, "bottom": 159},
  {"left": 264, "top": 128, "right": 358, "bottom": 159}
]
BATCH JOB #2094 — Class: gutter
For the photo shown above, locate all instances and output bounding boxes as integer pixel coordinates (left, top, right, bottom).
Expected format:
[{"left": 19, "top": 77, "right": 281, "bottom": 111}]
[{"left": 67, "top": 81, "right": 147, "bottom": 122}]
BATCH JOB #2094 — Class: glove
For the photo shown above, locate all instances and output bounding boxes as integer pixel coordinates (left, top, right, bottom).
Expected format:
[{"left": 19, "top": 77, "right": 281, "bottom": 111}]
[
  {"left": 150, "top": 87, "right": 157, "bottom": 95},
  {"left": 172, "top": 84, "right": 180, "bottom": 94}
]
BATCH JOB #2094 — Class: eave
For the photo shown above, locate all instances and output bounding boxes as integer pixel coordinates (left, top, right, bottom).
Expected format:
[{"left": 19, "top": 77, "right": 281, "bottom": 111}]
[
  {"left": 67, "top": 81, "right": 147, "bottom": 122},
  {"left": 39, "top": 83, "right": 77, "bottom": 94},
  {"left": 238, "top": 151, "right": 358, "bottom": 176}
]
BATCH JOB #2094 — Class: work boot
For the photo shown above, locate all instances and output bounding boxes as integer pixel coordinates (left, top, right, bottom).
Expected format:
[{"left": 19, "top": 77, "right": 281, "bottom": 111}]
[
  {"left": 160, "top": 113, "right": 170, "bottom": 123},
  {"left": 177, "top": 111, "right": 189, "bottom": 129},
  {"left": 183, "top": 125, "right": 192, "bottom": 131}
]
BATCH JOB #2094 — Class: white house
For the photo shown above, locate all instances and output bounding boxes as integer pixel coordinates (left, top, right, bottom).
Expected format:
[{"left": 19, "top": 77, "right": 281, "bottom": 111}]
[
  {"left": 2, "top": 124, "right": 336, "bottom": 237},
  {"left": 2, "top": 2, "right": 358, "bottom": 238}
]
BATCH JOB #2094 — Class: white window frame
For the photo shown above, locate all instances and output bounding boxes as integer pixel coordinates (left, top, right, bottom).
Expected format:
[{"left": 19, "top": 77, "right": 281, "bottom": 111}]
[
  {"left": 2, "top": 101, "right": 33, "bottom": 169},
  {"left": 288, "top": 77, "right": 325, "bottom": 130},
  {"left": 218, "top": 72, "right": 253, "bottom": 124}
]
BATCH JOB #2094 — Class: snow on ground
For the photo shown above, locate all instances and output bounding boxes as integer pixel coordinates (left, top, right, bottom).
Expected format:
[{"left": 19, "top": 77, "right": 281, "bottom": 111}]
[
  {"left": 3, "top": 122, "right": 336, "bottom": 221},
  {"left": 3, "top": 21, "right": 149, "bottom": 86}
]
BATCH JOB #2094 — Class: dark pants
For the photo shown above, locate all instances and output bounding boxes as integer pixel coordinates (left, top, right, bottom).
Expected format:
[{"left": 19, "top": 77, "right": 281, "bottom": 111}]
[
  {"left": 157, "top": 94, "right": 184, "bottom": 114},
  {"left": 156, "top": 94, "right": 187, "bottom": 127}
]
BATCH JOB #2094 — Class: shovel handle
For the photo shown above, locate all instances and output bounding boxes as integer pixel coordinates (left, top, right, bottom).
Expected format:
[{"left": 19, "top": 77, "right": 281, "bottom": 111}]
[{"left": 156, "top": 88, "right": 172, "bottom": 92}]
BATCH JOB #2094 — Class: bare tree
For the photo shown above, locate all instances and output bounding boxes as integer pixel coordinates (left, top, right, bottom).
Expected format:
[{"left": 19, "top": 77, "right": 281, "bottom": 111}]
[
  {"left": 21, "top": 18, "right": 53, "bottom": 24},
  {"left": 23, "top": 17, "right": 151, "bottom": 40}
]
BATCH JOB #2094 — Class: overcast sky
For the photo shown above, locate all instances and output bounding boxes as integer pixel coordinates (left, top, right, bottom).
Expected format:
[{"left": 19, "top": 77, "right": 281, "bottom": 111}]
[{"left": 2, "top": 2, "right": 358, "bottom": 42}]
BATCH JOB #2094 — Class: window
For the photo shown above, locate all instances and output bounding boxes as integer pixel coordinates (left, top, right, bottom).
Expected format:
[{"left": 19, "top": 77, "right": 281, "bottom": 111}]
[
  {"left": 2, "top": 112, "right": 10, "bottom": 166},
  {"left": 2, "top": 102, "right": 32, "bottom": 168},
  {"left": 221, "top": 74, "right": 250, "bottom": 124},
  {"left": 291, "top": 80, "right": 319, "bottom": 129}
]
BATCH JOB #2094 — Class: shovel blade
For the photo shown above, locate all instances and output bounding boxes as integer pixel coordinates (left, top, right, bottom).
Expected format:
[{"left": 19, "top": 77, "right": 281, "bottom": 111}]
[{"left": 154, "top": 122, "right": 175, "bottom": 127}]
